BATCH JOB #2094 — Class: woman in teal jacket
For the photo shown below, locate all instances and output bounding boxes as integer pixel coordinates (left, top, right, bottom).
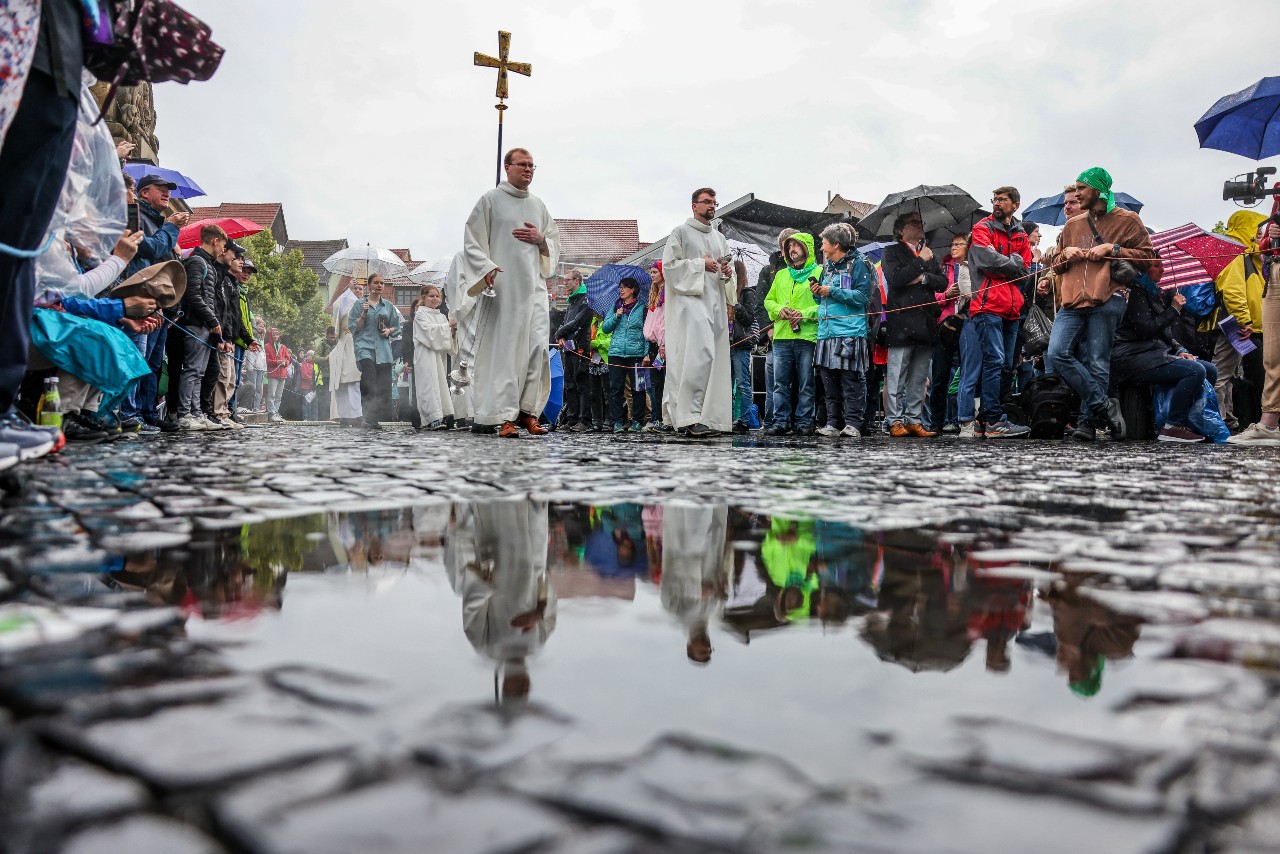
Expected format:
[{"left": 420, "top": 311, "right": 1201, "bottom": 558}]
[
  {"left": 812, "top": 223, "right": 874, "bottom": 438},
  {"left": 601, "top": 278, "right": 648, "bottom": 432}
]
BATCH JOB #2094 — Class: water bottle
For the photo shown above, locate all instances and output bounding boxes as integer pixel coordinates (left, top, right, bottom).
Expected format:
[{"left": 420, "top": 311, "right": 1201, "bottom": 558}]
[{"left": 38, "top": 377, "right": 62, "bottom": 430}]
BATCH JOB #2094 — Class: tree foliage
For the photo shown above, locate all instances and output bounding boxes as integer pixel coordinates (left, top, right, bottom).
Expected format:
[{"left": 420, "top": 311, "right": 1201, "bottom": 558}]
[
  {"left": 241, "top": 230, "right": 328, "bottom": 351},
  {"left": 1212, "top": 221, "right": 1227, "bottom": 235}
]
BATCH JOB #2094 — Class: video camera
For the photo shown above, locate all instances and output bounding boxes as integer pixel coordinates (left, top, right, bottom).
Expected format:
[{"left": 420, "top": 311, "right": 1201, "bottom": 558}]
[{"left": 1223, "top": 166, "right": 1279, "bottom": 207}]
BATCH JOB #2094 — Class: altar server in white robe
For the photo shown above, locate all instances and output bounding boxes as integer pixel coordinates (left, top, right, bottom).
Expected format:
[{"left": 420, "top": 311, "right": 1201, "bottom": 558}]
[
  {"left": 661, "top": 187, "right": 735, "bottom": 437},
  {"left": 445, "top": 252, "right": 475, "bottom": 424},
  {"left": 328, "top": 280, "right": 364, "bottom": 423},
  {"left": 458, "top": 147, "right": 561, "bottom": 438},
  {"left": 412, "top": 283, "right": 455, "bottom": 429}
]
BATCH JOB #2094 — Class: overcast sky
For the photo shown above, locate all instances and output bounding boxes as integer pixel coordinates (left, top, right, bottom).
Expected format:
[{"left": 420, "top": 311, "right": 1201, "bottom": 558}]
[{"left": 155, "top": 0, "right": 1273, "bottom": 258}]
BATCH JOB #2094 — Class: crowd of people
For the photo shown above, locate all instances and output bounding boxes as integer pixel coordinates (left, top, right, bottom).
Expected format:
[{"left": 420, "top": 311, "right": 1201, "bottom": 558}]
[{"left": 4, "top": 7, "right": 1280, "bottom": 476}]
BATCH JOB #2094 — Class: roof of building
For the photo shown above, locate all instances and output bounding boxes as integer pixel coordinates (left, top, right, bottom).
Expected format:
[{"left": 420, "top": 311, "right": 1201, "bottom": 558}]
[
  {"left": 555, "top": 219, "right": 640, "bottom": 261},
  {"left": 824, "top": 194, "right": 876, "bottom": 217},
  {"left": 188, "top": 202, "right": 284, "bottom": 229},
  {"left": 284, "top": 239, "right": 350, "bottom": 280}
]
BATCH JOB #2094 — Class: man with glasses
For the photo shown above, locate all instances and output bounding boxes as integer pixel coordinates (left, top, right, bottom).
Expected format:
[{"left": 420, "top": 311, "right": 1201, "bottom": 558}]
[
  {"left": 959, "top": 187, "right": 1033, "bottom": 438},
  {"left": 459, "top": 147, "right": 561, "bottom": 438},
  {"left": 659, "top": 188, "right": 734, "bottom": 437}
]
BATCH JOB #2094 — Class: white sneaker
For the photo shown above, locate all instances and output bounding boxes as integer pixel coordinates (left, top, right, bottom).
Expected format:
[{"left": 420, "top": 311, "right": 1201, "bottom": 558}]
[
  {"left": 816, "top": 425, "right": 840, "bottom": 437},
  {"left": 840, "top": 425, "right": 861, "bottom": 439},
  {"left": 218, "top": 417, "right": 243, "bottom": 430},
  {"left": 177, "top": 415, "right": 207, "bottom": 431},
  {"left": 270, "top": 414, "right": 285, "bottom": 423},
  {"left": 959, "top": 421, "right": 978, "bottom": 439},
  {"left": 199, "top": 416, "right": 224, "bottom": 430},
  {"left": 1226, "top": 422, "right": 1280, "bottom": 446}
]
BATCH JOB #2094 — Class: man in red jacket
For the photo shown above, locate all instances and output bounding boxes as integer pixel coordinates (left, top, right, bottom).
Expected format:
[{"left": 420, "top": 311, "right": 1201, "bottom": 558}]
[{"left": 959, "top": 186, "right": 1032, "bottom": 438}]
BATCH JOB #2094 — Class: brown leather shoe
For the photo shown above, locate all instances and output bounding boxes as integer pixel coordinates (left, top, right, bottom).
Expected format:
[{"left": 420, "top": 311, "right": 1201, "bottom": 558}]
[
  {"left": 907, "top": 423, "right": 937, "bottom": 438},
  {"left": 517, "top": 413, "right": 548, "bottom": 435},
  {"left": 498, "top": 421, "right": 520, "bottom": 438},
  {"left": 889, "top": 422, "right": 909, "bottom": 438}
]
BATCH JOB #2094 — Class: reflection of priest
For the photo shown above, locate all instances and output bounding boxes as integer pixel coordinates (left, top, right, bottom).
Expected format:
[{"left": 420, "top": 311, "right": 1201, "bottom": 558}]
[
  {"left": 450, "top": 499, "right": 557, "bottom": 706},
  {"left": 458, "top": 148, "right": 561, "bottom": 436},
  {"left": 659, "top": 503, "right": 729, "bottom": 664}
]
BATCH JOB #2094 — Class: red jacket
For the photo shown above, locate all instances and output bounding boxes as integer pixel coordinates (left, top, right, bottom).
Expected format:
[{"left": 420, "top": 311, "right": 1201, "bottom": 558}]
[{"left": 967, "top": 215, "right": 1032, "bottom": 320}]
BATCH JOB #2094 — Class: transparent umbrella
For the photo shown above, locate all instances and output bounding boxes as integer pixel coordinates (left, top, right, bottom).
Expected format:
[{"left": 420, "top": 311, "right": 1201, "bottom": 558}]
[
  {"left": 321, "top": 245, "right": 408, "bottom": 280},
  {"left": 404, "top": 255, "right": 455, "bottom": 285}
]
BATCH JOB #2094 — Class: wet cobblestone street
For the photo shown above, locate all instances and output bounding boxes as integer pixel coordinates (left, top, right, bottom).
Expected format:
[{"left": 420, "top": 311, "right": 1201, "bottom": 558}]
[{"left": 3, "top": 425, "right": 1280, "bottom": 853}]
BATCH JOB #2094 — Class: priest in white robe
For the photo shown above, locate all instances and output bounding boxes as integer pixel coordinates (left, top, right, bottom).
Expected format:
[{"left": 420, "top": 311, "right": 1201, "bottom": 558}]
[
  {"left": 661, "top": 188, "right": 735, "bottom": 437},
  {"left": 458, "top": 148, "right": 561, "bottom": 437},
  {"left": 327, "top": 280, "right": 363, "bottom": 423},
  {"left": 660, "top": 502, "right": 730, "bottom": 664}
]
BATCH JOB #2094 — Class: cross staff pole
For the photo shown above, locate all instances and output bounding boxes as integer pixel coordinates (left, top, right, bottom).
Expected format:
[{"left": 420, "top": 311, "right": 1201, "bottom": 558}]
[{"left": 474, "top": 31, "right": 532, "bottom": 187}]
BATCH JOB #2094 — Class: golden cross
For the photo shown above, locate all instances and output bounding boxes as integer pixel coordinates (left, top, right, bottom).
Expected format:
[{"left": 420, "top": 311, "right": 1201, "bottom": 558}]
[{"left": 474, "top": 31, "right": 532, "bottom": 104}]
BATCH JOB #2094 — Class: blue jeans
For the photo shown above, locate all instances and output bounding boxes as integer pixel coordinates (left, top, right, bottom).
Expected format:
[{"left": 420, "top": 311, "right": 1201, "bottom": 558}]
[
  {"left": 959, "top": 313, "right": 1018, "bottom": 423},
  {"left": 1132, "top": 358, "right": 1218, "bottom": 427},
  {"left": 121, "top": 325, "right": 167, "bottom": 420},
  {"left": 731, "top": 348, "right": 752, "bottom": 422},
  {"left": 764, "top": 348, "right": 775, "bottom": 427},
  {"left": 771, "top": 339, "right": 816, "bottom": 429},
  {"left": 1047, "top": 294, "right": 1127, "bottom": 424}
]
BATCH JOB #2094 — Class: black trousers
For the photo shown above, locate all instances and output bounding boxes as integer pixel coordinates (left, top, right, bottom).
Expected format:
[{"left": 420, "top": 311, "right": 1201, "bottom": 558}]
[
  {"left": 561, "top": 352, "right": 591, "bottom": 425},
  {"left": 588, "top": 372, "right": 607, "bottom": 426},
  {"left": 358, "top": 358, "right": 392, "bottom": 423},
  {"left": 608, "top": 357, "right": 642, "bottom": 425},
  {"left": 0, "top": 71, "right": 77, "bottom": 413},
  {"left": 819, "top": 366, "right": 867, "bottom": 431}
]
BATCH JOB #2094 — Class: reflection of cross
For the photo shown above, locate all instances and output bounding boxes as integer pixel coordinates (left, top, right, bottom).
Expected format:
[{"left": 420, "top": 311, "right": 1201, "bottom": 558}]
[{"left": 474, "top": 31, "right": 532, "bottom": 105}]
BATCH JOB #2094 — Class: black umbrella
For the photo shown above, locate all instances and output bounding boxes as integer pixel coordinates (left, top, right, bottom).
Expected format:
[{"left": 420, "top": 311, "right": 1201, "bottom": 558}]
[
  {"left": 926, "top": 209, "right": 989, "bottom": 258},
  {"left": 857, "top": 185, "right": 983, "bottom": 240}
]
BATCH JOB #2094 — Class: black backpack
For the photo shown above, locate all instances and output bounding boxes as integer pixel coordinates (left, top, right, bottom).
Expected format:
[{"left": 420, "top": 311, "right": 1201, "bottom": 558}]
[{"left": 1021, "top": 373, "right": 1079, "bottom": 439}]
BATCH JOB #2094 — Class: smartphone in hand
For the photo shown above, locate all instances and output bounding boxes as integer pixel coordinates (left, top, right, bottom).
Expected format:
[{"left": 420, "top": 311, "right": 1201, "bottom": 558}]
[{"left": 127, "top": 203, "right": 139, "bottom": 233}]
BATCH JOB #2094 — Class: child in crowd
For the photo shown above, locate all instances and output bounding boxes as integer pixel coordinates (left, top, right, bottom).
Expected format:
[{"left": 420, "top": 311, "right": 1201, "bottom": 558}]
[{"left": 412, "top": 284, "right": 456, "bottom": 430}]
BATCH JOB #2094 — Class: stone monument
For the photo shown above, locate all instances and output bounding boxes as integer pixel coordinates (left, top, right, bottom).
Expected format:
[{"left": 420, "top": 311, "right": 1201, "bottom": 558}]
[{"left": 89, "top": 80, "right": 160, "bottom": 165}]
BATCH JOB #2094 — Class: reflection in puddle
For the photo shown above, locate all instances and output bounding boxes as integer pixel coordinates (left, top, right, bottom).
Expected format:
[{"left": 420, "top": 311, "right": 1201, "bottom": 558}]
[{"left": 96, "top": 499, "right": 1157, "bottom": 704}]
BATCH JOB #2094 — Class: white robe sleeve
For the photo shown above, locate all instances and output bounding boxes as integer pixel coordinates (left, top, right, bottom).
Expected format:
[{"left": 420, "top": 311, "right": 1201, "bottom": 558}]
[
  {"left": 459, "top": 194, "right": 498, "bottom": 290},
  {"left": 662, "top": 227, "right": 705, "bottom": 297},
  {"left": 539, "top": 207, "right": 560, "bottom": 280}
]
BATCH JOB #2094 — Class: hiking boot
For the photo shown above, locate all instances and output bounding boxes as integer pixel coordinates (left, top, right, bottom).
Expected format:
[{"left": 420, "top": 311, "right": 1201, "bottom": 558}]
[
  {"left": 1226, "top": 422, "right": 1280, "bottom": 446},
  {"left": 731, "top": 421, "right": 750, "bottom": 434},
  {"left": 1071, "top": 423, "right": 1097, "bottom": 442},
  {"left": 816, "top": 424, "right": 840, "bottom": 437},
  {"left": 118, "top": 416, "right": 144, "bottom": 434},
  {"left": 1102, "top": 398, "right": 1126, "bottom": 441},
  {"left": 685, "top": 423, "right": 716, "bottom": 438},
  {"left": 984, "top": 417, "right": 1031, "bottom": 438},
  {"left": 889, "top": 422, "right": 909, "bottom": 438},
  {"left": 766, "top": 426, "right": 789, "bottom": 436},
  {"left": 958, "top": 421, "right": 981, "bottom": 439},
  {"left": 906, "top": 424, "right": 937, "bottom": 438},
  {"left": 498, "top": 421, "right": 520, "bottom": 438},
  {"left": 1158, "top": 424, "right": 1205, "bottom": 443},
  {"left": 518, "top": 413, "right": 548, "bottom": 435},
  {"left": 62, "top": 413, "right": 111, "bottom": 444},
  {"left": 148, "top": 416, "right": 179, "bottom": 433},
  {"left": 840, "top": 425, "right": 862, "bottom": 439}
]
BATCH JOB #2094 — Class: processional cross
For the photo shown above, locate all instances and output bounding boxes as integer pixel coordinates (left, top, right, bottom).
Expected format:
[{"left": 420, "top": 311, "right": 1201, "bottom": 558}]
[{"left": 474, "top": 31, "right": 532, "bottom": 186}]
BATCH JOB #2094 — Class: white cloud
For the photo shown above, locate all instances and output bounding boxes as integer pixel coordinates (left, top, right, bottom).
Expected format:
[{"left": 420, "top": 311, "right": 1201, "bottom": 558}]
[{"left": 154, "top": 0, "right": 1274, "bottom": 258}]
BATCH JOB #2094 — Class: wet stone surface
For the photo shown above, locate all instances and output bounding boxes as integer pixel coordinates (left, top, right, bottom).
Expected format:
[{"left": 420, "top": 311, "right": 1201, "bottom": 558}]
[{"left": 1, "top": 425, "right": 1279, "bottom": 852}]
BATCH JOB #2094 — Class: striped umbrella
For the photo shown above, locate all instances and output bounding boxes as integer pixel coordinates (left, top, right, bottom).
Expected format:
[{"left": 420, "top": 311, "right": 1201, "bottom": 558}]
[{"left": 1150, "top": 223, "right": 1213, "bottom": 291}]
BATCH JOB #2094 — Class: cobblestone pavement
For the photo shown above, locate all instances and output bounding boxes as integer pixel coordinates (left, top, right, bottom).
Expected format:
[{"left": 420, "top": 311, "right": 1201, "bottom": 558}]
[{"left": 2, "top": 426, "right": 1280, "bottom": 852}]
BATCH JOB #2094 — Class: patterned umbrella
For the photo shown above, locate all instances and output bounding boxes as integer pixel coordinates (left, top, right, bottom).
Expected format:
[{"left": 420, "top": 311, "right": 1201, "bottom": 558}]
[
  {"left": 1150, "top": 224, "right": 1214, "bottom": 290},
  {"left": 1174, "top": 232, "right": 1245, "bottom": 282}
]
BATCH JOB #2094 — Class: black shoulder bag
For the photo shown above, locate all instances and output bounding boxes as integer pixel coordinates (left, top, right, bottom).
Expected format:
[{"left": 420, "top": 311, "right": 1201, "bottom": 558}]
[{"left": 1086, "top": 216, "right": 1139, "bottom": 286}]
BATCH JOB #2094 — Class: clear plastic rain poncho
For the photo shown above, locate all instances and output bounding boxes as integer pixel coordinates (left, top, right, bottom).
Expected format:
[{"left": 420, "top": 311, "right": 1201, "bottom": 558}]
[{"left": 34, "top": 71, "right": 127, "bottom": 300}]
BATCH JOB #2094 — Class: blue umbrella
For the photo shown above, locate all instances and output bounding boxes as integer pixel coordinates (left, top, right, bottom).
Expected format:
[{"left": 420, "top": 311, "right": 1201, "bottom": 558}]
[
  {"left": 584, "top": 264, "right": 652, "bottom": 318},
  {"left": 121, "top": 164, "right": 207, "bottom": 200},
  {"left": 855, "top": 241, "right": 895, "bottom": 262},
  {"left": 1195, "top": 76, "right": 1280, "bottom": 160},
  {"left": 1022, "top": 191, "right": 1143, "bottom": 226}
]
